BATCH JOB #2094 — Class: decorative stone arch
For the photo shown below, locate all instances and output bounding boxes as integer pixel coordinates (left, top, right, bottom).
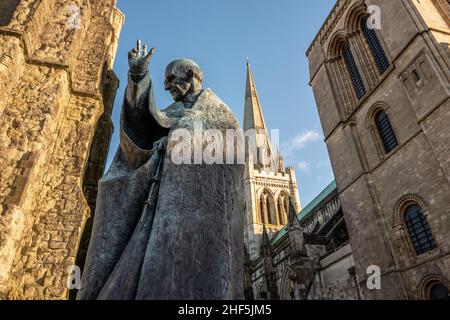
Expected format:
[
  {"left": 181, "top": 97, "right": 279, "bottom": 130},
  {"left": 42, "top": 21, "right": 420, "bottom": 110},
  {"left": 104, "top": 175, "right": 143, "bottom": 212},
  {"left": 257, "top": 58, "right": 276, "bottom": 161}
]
[
  {"left": 365, "top": 102, "right": 399, "bottom": 158},
  {"left": 325, "top": 30, "right": 361, "bottom": 116},
  {"left": 345, "top": 1, "right": 393, "bottom": 92},
  {"left": 393, "top": 194, "right": 429, "bottom": 228},
  {"left": 418, "top": 274, "right": 450, "bottom": 300},
  {"left": 0, "top": 0, "right": 20, "bottom": 27},
  {"left": 345, "top": 3, "right": 381, "bottom": 88},
  {"left": 276, "top": 190, "right": 290, "bottom": 226},
  {"left": 344, "top": 1, "right": 368, "bottom": 33},
  {"left": 326, "top": 30, "right": 348, "bottom": 60},
  {"left": 257, "top": 188, "right": 277, "bottom": 225},
  {"left": 280, "top": 266, "right": 296, "bottom": 300},
  {"left": 393, "top": 194, "right": 438, "bottom": 259}
]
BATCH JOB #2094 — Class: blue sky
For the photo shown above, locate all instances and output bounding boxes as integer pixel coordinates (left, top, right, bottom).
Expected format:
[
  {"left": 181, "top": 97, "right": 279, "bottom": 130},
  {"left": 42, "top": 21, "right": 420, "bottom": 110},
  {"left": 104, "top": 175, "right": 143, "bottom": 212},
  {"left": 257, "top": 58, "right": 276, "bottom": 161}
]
[{"left": 108, "top": 0, "right": 336, "bottom": 206}]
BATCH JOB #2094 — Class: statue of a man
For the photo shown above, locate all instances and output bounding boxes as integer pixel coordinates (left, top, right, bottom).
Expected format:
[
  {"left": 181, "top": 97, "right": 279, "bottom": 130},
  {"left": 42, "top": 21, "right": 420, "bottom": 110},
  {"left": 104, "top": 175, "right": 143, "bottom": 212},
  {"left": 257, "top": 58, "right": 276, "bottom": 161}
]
[{"left": 77, "top": 41, "right": 244, "bottom": 300}]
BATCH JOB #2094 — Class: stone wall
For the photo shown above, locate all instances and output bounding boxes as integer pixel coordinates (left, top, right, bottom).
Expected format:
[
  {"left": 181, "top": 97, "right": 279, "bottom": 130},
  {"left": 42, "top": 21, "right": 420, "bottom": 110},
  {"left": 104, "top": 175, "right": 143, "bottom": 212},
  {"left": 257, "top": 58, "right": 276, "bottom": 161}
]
[{"left": 0, "top": 0, "right": 123, "bottom": 299}]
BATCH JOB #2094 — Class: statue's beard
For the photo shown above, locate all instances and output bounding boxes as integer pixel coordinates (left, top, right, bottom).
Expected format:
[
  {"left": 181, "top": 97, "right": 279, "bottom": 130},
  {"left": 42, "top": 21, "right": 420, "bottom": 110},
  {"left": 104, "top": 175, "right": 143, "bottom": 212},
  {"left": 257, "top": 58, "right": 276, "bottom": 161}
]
[{"left": 169, "top": 83, "right": 191, "bottom": 102}]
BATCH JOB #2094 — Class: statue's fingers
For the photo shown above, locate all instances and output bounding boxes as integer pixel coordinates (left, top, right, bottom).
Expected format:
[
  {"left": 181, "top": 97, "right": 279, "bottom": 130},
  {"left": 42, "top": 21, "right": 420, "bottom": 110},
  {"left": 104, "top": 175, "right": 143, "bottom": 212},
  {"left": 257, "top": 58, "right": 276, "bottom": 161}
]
[
  {"left": 128, "top": 49, "right": 139, "bottom": 60},
  {"left": 143, "top": 44, "right": 148, "bottom": 55},
  {"left": 145, "top": 48, "right": 155, "bottom": 61},
  {"left": 137, "top": 39, "right": 142, "bottom": 52}
]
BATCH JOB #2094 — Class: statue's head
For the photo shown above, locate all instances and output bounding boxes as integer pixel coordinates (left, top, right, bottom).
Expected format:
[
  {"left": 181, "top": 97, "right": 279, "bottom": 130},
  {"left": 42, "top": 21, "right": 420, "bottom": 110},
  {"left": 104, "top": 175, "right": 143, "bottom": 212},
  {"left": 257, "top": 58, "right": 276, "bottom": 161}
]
[{"left": 164, "top": 59, "right": 203, "bottom": 102}]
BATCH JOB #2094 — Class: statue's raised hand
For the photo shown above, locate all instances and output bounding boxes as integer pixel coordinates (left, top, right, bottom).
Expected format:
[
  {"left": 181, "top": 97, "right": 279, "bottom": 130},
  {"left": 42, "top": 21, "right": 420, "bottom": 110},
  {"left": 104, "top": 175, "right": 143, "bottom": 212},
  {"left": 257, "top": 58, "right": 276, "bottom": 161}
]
[{"left": 128, "top": 39, "right": 155, "bottom": 77}]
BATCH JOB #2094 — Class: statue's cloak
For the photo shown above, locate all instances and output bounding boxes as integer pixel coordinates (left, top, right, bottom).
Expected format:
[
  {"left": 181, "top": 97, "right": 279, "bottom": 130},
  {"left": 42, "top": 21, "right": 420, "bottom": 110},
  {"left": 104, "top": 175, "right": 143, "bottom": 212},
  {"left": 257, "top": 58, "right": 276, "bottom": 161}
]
[{"left": 77, "top": 74, "right": 244, "bottom": 300}]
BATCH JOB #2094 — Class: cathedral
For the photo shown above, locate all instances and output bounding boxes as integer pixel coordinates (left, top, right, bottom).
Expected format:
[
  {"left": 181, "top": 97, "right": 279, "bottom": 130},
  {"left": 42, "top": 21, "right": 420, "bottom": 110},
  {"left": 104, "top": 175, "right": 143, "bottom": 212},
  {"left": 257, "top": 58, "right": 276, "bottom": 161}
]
[
  {"left": 0, "top": 0, "right": 449, "bottom": 300},
  {"left": 242, "top": 64, "right": 353, "bottom": 300},
  {"left": 242, "top": 0, "right": 450, "bottom": 301}
]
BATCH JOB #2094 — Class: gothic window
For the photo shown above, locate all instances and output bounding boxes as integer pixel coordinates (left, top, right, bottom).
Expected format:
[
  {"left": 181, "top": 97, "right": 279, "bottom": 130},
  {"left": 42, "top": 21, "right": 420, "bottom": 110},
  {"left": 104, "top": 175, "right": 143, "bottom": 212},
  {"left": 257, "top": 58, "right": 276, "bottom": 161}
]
[
  {"left": 266, "top": 197, "right": 273, "bottom": 224},
  {"left": 361, "top": 17, "right": 390, "bottom": 74},
  {"left": 404, "top": 204, "right": 437, "bottom": 255},
  {"left": 0, "top": 0, "right": 20, "bottom": 26},
  {"left": 259, "top": 198, "right": 266, "bottom": 224},
  {"left": 260, "top": 190, "right": 277, "bottom": 225},
  {"left": 342, "top": 43, "right": 366, "bottom": 99},
  {"left": 277, "top": 200, "right": 284, "bottom": 225},
  {"left": 284, "top": 196, "right": 289, "bottom": 214},
  {"left": 276, "top": 193, "right": 290, "bottom": 226},
  {"left": 375, "top": 110, "right": 398, "bottom": 153}
]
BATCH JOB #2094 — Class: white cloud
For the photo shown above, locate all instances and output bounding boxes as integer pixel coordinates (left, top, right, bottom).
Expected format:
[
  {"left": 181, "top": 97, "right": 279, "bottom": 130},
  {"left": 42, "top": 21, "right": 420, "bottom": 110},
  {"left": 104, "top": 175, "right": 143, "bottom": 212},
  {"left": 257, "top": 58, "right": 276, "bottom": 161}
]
[
  {"left": 281, "top": 130, "right": 322, "bottom": 156},
  {"left": 298, "top": 161, "right": 311, "bottom": 172}
]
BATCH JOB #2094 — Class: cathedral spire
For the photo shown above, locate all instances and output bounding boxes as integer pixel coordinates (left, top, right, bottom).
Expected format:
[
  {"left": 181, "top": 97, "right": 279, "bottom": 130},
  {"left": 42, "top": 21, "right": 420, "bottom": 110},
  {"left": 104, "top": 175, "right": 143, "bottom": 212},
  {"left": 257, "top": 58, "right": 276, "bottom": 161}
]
[
  {"left": 244, "top": 61, "right": 277, "bottom": 171},
  {"left": 244, "top": 61, "right": 266, "bottom": 132}
]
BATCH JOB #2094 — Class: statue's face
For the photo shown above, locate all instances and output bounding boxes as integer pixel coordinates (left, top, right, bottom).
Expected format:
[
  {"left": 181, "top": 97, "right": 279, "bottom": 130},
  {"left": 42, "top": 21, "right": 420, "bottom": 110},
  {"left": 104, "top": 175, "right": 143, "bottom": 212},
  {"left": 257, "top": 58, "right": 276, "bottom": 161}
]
[{"left": 164, "top": 69, "right": 192, "bottom": 102}]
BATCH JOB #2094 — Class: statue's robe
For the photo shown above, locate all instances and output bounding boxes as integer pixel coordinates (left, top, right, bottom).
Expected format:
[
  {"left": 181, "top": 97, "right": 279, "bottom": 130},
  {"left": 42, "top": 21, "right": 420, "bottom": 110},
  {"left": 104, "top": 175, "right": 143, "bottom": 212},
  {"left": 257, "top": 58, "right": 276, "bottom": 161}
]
[{"left": 77, "top": 73, "right": 244, "bottom": 300}]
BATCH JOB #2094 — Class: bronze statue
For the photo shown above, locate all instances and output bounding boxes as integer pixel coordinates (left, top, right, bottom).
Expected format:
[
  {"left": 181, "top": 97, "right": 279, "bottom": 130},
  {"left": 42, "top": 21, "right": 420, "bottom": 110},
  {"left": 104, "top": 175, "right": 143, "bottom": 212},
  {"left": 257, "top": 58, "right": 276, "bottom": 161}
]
[{"left": 77, "top": 41, "right": 244, "bottom": 300}]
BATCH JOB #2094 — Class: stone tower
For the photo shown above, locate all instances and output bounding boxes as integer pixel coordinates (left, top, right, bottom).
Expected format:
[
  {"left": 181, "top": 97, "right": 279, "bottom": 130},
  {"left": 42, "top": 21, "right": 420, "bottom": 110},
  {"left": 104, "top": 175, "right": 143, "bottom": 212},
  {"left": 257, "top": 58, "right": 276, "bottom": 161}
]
[
  {"left": 243, "top": 62, "right": 302, "bottom": 261},
  {"left": 0, "top": 0, "right": 123, "bottom": 299},
  {"left": 307, "top": 0, "right": 450, "bottom": 299}
]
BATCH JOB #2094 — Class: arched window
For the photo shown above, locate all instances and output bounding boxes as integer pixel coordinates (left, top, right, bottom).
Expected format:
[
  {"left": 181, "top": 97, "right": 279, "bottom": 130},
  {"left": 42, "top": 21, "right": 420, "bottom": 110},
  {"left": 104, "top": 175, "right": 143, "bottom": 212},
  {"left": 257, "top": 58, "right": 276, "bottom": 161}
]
[
  {"left": 342, "top": 43, "right": 366, "bottom": 99},
  {"left": 404, "top": 204, "right": 437, "bottom": 255},
  {"left": 259, "top": 189, "right": 277, "bottom": 225},
  {"left": 284, "top": 196, "right": 289, "bottom": 214},
  {"left": 259, "top": 198, "right": 266, "bottom": 224},
  {"left": 430, "top": 283, "right": 450, "bottom": 300},
  {"left": 375, "top": 110, "right": 398, "bottom": 153},
  {"left": 260, "top": 190, "right": 276, "bottom": 225},
  {"left": 361, "top": 17, "right": 390, "bottom": 74},
  {"left": 277, "top": 194, "right": 289, "bottom": 226},
  {"left": 277, "top": 200, "right": 284, "bottom": 225},
  {"left": 266, "top": 197, "right": 273, "bottom": 224},
  {"left": 0, "top": 0, "right": 20, "bottom": 26}
]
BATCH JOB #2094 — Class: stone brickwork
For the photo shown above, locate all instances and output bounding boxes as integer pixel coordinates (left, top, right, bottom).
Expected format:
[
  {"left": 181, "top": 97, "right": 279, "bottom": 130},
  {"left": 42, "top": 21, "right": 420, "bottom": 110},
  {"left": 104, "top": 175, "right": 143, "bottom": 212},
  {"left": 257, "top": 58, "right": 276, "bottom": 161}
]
[
  {"left": 307, "top": 0, "right": 450, "bottom": 299},
  {"left": 0, "top": 0, "right": 123, "bottom": 299}
]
